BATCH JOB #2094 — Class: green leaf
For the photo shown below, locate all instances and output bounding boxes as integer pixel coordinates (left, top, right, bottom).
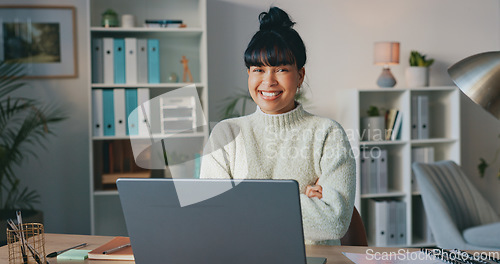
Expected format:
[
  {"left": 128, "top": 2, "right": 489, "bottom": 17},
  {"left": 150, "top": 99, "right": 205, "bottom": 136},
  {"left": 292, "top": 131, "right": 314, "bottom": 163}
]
[{"left": 478, "top": 158, "right": 488, "bottom": 178}]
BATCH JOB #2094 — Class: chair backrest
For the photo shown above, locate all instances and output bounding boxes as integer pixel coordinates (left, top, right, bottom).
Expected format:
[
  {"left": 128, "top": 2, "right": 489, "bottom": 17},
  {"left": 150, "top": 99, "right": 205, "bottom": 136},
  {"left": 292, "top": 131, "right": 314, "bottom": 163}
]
[
  {"left": 340, "top": 206, "right": 368, "bottom": 246},
  {"left": 412, "top": 160, "right": 499, "bottom": 232}
]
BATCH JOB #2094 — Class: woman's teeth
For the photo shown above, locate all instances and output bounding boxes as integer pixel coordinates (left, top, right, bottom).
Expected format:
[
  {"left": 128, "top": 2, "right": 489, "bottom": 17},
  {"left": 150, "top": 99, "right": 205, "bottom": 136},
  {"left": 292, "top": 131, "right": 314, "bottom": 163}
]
[{"left": 261, "top": 91, "right": 281, "bottom": 96}]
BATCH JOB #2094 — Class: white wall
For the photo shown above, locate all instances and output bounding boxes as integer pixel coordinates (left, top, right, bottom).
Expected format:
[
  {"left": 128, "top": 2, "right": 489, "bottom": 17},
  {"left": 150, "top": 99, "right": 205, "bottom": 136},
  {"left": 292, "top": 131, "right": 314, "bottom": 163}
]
[
  {"left": 6, "top": 0, "right": 91, "bottom": 234},
  {"left": 207, "top": 0, "right": 500, "bottom": 212},
  {"left": 6, "top": 0, "right": 499, "bottom": 235}
]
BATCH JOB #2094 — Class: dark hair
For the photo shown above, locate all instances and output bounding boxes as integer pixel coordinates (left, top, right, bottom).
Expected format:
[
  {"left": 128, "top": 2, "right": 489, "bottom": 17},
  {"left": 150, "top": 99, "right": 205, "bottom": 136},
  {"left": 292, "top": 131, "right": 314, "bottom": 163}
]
[{"left": 244, "top": 7, "right": 306, "bottom": 69}]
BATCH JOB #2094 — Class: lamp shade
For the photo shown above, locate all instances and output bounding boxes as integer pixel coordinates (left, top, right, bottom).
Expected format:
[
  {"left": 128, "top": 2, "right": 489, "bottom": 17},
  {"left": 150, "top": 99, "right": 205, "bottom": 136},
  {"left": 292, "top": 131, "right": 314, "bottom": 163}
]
[
  {"left": 374, "top": 42, "right": 400, "bottom": 65},
  {"left": 448, "top": 51, "right": 500, "bottom": 120}
]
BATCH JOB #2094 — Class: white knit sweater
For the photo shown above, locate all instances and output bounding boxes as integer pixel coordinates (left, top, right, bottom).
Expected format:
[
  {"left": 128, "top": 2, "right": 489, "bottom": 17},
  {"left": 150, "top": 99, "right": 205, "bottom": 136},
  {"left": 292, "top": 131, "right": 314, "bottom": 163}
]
[{"left": 200, "top": 104, "right": 356, "bottom": 245}]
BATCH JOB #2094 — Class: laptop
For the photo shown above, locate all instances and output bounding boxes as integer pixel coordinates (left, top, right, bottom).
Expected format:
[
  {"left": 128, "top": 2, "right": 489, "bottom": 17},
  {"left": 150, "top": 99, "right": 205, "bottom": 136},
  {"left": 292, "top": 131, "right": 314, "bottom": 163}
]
[{"left": 117, "top": 178, "right": 327, "bottom": 264}]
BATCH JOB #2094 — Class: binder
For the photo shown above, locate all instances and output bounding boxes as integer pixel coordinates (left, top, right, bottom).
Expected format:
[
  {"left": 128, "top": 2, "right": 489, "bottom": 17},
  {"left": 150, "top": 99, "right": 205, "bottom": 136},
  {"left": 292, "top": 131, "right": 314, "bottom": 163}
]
[
  {"left": 387, "top": 201, "right": 398, "bottom": 246},
  {"left": 417, "top": 95, "right": 429, "bottom": 139},
  {"left": 125, "top": 38, "right": 138, "bottom": 84},
  {"left": 369, "top": 149, "right": 379, "bottom": 194},
  {"left": 113, "top": 88, "right": 126, "bottom": 136},
  {"left": 396, "top": 201, "right": 407, "bottom": 245},
  {"left": 91, "top": 38, "right": 104, "bottom": 83},
  {"left": 411, "top": 147, "right": 435, "bottom": 192},
  {"left": 378, "top": 149, "right": 388, "bottom": 193},
  {"left": 411, "top": 96, "right": 418, "bottom": 139},
  {"left": 114, "top": 38, "right": 126, "bottom": 84},
  {"left": 125, "top": 89, "right": 139, "bottom": 135},
  {"left": 148, "top": 39, "right": 160, "bottom": 83},
  {"left": 92, "top": 89, "right": 103, "bottom": 137},
  {"left": 102, "top": 89, "right": 115, "bottom": 136},
  {"left": 137, "top": 39, "right": 149, "bottom": 84},
  {"left": 368, "top": 199, "right": 388, "bottom": 246},
  {"left": 137, "top": 88, "right": 150, "bottom": 136},
  {"left": 360, "top": 150, "right": 369, "bottom": 194},
  {"left": 103, "top": 38, "right": 114, "bottom": 84}
]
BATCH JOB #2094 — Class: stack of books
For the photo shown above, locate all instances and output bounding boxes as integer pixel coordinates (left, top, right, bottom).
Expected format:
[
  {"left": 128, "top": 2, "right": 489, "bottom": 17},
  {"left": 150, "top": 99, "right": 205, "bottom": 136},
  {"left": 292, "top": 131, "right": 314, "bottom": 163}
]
[
  {"left": 385, "top": 109, "right": 403, "bottom": 140},
  {"left": 144, "top": 19, "right": 183, "bottom": 28}
]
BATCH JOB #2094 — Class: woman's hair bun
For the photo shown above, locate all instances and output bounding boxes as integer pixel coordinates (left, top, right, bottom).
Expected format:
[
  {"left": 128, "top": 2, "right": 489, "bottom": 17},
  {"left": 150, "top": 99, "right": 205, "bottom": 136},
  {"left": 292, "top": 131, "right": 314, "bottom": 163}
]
[{"left": 259, "top": 6, "right": 295, "bottom": 31}]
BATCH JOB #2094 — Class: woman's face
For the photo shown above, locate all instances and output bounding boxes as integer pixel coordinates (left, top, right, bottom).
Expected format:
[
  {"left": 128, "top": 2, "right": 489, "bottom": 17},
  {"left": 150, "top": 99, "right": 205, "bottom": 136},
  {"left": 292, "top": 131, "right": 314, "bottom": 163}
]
[{"left": 247, "top": 64, "right": 305, "bottom": 115}]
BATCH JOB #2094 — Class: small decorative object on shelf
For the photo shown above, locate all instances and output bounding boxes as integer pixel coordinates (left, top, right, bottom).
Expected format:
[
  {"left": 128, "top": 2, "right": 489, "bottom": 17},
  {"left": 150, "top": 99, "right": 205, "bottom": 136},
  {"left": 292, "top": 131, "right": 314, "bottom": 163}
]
[
  {"left": 360, "top": 105, "right": 385, "bottom": 141},
  {"left": 101, "top": 9, "right": 119, "bottom": 27},
  {"left": 181, "top": 55, "right": 194, "bottom": 83},
  {"left": 168, "top": 72, "right": 178, "bottom": 83},
  {"left": 374, "top": 42, "right": 400, "bottom": 88},
  {"left": 405, "top": 51, "right": 434, "bottom": 87},
  {"left": 121, "top": 14, "right": 135, "bottom": 28}
]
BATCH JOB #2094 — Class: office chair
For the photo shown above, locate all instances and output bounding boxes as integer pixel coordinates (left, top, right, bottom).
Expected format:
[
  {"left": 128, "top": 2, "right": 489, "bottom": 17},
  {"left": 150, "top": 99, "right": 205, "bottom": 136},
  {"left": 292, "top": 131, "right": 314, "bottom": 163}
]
[
  {"left": 412, "top": 160, "right": 500, "bottom": 250},
  {"left": 340, "top": 206, "right": 368, "bottom": 246}
]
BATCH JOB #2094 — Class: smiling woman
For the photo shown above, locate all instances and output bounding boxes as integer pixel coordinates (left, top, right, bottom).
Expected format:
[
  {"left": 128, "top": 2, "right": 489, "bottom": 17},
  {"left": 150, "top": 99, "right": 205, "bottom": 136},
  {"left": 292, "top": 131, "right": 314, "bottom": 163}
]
[{"left": 200, "top": 6, "right": 356, "bottom": 246}]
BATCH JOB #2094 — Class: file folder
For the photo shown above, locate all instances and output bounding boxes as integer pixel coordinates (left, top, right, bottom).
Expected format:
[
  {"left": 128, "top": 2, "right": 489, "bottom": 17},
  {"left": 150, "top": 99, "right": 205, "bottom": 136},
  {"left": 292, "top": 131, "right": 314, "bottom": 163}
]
[
  {"left": 125, "top": 38, "right": 138, "bottom": 84},
  {"left": 102, "top": 89, "right": 115, "bottom": 136},
  {"left": 388, "top": 201, "right": 397, "bottom": 245},
  {"left": 137, "top": 88, "right": 150, "bottom": 136},
  {"left": 92, "top": 38, "right": 104, "bottom": 83},
  {"left": 92, "top": 89, "right": 103, "bottom": 137},
  {"left": 368, "top": 199, "right": 388, "bottom": 246},
  {"left": 378, "top": 149, "right": 388, "bottom": 193},
  {"left": 369, "top": 149, "right": 379, "bottom": 194},
  {"left": 114, "top": 38, "right": 126, "bottom": 84},
  {"left": 411, "top": 96, "right": 418, "bottom": 139},
  {"left": 147, "top": 39, "right": 160, "bottom": 83},
  {"left": 360, "top": 150, "right": 369, "bottom": 194},
  {"left": 125, "top": 89, "right": 139, "bottom": 135},
  {"left": 113, "top": 88, "right": 126, "bottom": 136},
  {"left": 396, "top": 201, "right": 407, "bottom": 245},
  {"left": 137, "top": 39, "right": 149, "bottom": 84},
  {"left": 417, "top": 95, "right": 429, "bottom": 139},
  {"left": 103, "top": 38, "right": 114, "bottom": 84}
]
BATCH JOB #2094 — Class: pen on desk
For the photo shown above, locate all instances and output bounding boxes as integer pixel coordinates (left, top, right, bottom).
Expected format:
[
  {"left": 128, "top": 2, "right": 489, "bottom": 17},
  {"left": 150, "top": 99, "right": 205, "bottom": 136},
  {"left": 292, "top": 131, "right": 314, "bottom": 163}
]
[
  {"left": 46, "top": 243, "right": 88, "bottom": 258},
  {"left": 103, "top": 243, "right": 131, "bottom": 255},
  {"left": 16, "top": 211, "right": 28, "bottom": 264}
]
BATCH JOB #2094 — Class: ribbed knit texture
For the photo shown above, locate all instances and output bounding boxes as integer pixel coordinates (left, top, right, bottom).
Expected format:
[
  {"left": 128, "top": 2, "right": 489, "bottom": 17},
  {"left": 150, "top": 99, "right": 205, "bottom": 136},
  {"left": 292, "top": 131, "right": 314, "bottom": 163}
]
[{"left": 200, "top": 104, "right": 356, "bottom": 245}]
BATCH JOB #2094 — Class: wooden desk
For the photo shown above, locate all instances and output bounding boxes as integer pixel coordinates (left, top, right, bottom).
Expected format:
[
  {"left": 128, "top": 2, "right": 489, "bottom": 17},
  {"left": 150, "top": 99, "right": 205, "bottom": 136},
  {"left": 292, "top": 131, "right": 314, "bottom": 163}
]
[{"left": 0, "top": 233, "right": 400, "bottom": 263}]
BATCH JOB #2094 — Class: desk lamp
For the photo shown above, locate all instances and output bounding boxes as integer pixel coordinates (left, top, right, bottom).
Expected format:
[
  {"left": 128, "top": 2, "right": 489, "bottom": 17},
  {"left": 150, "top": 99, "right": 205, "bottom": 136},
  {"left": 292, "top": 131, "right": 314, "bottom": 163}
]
[
  {"left": 374, "top": 41, "right": 400, "bottom": 88},
  {"left": 448, "top": 51, "right": 500, "bottom": 120}
]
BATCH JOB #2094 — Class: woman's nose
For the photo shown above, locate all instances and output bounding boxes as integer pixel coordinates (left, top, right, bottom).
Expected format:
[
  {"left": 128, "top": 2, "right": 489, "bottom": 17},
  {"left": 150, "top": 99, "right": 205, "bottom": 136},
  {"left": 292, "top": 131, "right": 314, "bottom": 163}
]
[{"left": 262, "top": 73, "right": 277, "bottom": 86}]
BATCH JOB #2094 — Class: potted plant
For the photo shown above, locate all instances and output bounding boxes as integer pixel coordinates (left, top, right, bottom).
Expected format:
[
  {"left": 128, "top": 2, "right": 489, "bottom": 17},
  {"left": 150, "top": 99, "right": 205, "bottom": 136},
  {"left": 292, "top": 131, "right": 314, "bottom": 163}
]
[
  {"left": 360, "top": 105, "right": 385, "bottom": 141},
  {"left": 405, "top": 51, "right": 435, "bottom": 87},
  {"left": 0, "top": 61, "right": 65, "bottom": 245}
]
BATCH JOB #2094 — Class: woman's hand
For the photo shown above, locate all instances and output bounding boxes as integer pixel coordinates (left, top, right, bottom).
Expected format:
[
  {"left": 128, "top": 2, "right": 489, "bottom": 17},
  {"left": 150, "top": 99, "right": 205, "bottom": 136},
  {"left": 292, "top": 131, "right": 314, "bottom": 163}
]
[{"left": 305, "top": 179, "right": 323, "bottom": 199}]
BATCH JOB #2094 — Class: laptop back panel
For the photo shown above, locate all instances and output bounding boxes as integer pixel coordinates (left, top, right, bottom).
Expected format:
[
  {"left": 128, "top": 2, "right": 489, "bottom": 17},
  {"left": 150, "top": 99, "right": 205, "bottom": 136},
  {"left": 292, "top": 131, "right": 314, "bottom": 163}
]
[{"left": 117, "top": 178, "right": 307, "bottom": 264}]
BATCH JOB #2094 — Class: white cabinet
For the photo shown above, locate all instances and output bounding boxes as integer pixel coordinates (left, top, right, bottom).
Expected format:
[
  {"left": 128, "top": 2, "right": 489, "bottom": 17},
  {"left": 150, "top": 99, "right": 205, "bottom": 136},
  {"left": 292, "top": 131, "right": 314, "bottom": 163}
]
[
  {"left": 332, "top": 86, "right": 460, "bottom": 247},
  {"left": 87, "top": 0, "right": 208, "bottom": 235}
]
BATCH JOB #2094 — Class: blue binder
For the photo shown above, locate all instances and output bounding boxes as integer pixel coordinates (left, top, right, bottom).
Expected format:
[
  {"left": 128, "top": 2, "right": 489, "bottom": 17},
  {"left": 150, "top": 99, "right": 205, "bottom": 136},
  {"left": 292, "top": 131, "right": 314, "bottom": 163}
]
[
  {"left": 125, "top": 89, "right": 139, "bottom": 135},
  {"left": 114, "top": 38, "right": 126, "bottom": 84},
  {"left": 147, "top": 39, "right": 160, "bottom": 83},
  {"left": 102, "top": 89, "right": 115, "bottom": 136}
]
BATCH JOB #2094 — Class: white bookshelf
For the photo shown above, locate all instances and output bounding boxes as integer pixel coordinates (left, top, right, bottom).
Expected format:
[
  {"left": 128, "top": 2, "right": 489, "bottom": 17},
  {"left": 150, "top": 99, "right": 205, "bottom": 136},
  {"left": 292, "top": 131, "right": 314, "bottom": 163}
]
[
  {"left": 332, "top": 86, "right": 461, "bottom": 247},
  {"left": 87, "top": 0, "right": 208, "bottom": 235}
]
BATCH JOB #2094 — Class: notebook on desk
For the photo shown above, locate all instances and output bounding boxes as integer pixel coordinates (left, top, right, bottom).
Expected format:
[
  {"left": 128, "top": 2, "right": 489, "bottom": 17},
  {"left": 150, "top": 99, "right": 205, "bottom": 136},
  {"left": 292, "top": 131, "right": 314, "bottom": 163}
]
[{"left": 117, "top": 178, "right": 327, "bottom": 264}]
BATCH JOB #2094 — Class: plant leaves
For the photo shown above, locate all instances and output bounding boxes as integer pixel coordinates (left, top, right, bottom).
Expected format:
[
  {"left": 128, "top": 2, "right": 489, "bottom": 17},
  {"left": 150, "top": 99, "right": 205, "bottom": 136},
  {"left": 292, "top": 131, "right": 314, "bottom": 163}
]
[{"left": 478, "top": 158, "right": 488, "bottom": 178}]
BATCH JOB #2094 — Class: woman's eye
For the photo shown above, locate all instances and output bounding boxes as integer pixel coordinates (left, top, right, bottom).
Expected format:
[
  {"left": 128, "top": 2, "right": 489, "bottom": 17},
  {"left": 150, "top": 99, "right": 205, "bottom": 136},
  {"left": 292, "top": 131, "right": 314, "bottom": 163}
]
[
  {"left": 277, "top": 68, "right": 289, "bottom": 72},
  {"left": 253, "top": 68, "right": 263, "bottom": 72}
]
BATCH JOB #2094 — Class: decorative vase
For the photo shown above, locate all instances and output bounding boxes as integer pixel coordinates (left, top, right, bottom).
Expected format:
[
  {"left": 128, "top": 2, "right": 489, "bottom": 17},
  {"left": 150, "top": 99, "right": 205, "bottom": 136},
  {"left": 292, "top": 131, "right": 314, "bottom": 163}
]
[
  {"left": 360, "top": 116, "right": 386, "bottom": 141},
  {"left": 405, "top": 66, "right": 429, "bottom": 87},
  {"left": 101, "top": 9, "right": 119, "bottom": 28}
]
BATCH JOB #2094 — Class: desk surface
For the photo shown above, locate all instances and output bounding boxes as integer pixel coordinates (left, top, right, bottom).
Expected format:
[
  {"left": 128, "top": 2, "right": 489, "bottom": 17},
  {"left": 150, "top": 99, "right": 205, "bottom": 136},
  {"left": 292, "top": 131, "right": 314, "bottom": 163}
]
[{"left": 0, "top": 233, "right": 405, "bottom": 264}]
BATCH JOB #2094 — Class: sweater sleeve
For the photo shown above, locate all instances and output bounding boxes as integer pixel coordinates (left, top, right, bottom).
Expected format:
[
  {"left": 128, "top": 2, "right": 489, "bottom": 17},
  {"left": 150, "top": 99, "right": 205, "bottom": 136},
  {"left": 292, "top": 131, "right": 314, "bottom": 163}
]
[
  {"left": 199, "top": 122, "right": 238, "bottom": 179},
  {"left": 300, "top": 123, "right": 356, "bottom": 241}
]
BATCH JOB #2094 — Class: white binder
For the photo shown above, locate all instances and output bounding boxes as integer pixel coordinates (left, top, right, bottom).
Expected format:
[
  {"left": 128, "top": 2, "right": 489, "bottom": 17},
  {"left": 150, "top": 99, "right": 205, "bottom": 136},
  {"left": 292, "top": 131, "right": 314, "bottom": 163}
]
[
  {"left": 396, "top": 201, "right": 407, "bottom": 245},
  {"left": 378, "top": 149, "right": 388, "bottom": 193},
  {"left": 137, "top": 39, "right": 149, "bottom": 84},
  {"left": 91, "top": 38, "right": 104, "bottom": 83},
  {"left": 369, "top": 148, "right": 379, "bottom": 194},
  {"left": 137, "top": 88, "right": 150, "bottom": 136},
  {"left": 368, "top": 199, "right": 388, "bottom": 246},
  {"left": 360, "top": 149, "right": 369, "bottom": 194},
  {"left": 113, "top": 88, "right": 126, "bottom": 136},
  {"left": 417, "top": 95, "right": 429, "bottom": 139},
  {"left": 388, "top": 201, "right": 397, "bottom": 245},
  {"left": 92, "top": 89, "right": 104, "bottom": 137},
  {"left": 125, "top": 38, "right": 138, "bottom": 84},
  {"left": 103, "top": 38, "right": 114, "bottom": 84},
  {"left": 411, "top": 96, "right": 418, "bottom": 139}
]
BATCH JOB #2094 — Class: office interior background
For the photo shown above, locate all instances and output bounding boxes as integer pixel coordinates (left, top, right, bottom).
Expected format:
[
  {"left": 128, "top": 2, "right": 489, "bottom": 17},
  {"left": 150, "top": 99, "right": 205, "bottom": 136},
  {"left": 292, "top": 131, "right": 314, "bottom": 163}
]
[{"left": 3, "top": 0, "right": 500, "bottom": 236}]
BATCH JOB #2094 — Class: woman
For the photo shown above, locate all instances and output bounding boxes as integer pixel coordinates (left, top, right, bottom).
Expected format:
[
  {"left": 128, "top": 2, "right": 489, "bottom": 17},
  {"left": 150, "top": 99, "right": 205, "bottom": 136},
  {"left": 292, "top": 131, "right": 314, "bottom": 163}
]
[{"left": 200, "top": 6, "right": 355, "bottom": 245}]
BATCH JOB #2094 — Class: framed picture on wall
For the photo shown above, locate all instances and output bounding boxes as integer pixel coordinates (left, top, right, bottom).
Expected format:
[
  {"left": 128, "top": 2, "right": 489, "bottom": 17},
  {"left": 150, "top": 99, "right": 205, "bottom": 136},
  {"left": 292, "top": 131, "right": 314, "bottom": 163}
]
[{"left": 0, "top": 5, "right": 77, "bottom": 78}]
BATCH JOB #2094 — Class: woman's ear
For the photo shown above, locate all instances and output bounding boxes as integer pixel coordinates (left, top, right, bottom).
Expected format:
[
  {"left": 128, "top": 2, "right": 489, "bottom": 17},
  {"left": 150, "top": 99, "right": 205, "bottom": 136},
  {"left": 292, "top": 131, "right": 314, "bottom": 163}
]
[{"left": 299, "top": 67, "right": 305, "bottom": 84}]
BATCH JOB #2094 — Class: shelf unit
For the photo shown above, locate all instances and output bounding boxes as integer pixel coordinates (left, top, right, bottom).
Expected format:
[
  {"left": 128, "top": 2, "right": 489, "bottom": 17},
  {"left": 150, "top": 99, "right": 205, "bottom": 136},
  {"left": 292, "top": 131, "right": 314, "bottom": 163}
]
[
  {"left": 87, "top": 0, "right": 208, "bottom": 235},
  {"left": 332, "top": 86, "right": 460, "bottom": 247}
]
